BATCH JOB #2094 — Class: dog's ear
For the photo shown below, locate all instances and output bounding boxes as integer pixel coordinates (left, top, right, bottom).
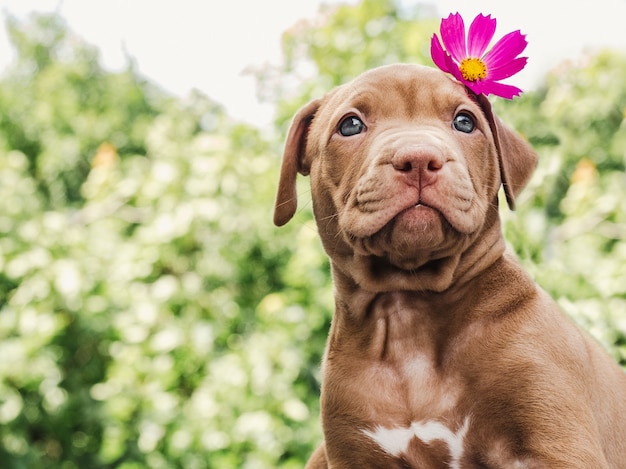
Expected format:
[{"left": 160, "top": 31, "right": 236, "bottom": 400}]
[
  {"left": 476, "top": 94, "right": 538, "bottom": 210},
  {"left": 274, "top": 99, "right": 321, "bottom": 226}
]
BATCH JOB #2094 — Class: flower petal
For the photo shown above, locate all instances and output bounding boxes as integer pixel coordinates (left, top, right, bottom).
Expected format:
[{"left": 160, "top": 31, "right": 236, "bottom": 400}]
[
  {"left": 479, "top": 80, "right": 523, "bottom": 99},
  {"left": 483, "top": 30, "right": 528, "bottom": 68},
  {"left": 440, "top": 12, "right": 467, "bottom": 62},
  {"left": 463, "top": 80, "right": 483, "bottom": 96},
  {"left": 444, "top": 52, "right": 465, "bottom": 83},
  {"left": 467, "top": 14, "right": 496, "bottom": 57},
  {"left": 430, "top": 34, "right": 451, "bottom": 73},
  {"left": 488, "top": 56, "right": 528, "bottom": 81}
]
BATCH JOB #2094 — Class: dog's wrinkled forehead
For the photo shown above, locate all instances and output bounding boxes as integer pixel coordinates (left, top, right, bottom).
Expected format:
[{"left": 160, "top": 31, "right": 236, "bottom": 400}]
[{"left": 317, "top": 64, "right": 476, "bottom": 128}]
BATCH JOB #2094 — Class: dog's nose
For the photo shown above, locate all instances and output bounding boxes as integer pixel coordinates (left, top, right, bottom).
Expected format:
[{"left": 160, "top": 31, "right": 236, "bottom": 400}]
[{"left": 391, "top": 145, "right": 445, "bottom": 187}]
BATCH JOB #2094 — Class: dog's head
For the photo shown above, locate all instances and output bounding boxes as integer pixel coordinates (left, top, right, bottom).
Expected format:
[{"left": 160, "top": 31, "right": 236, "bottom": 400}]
[{"left": 274, "top": 64, "right": 537, "bottom": 292}]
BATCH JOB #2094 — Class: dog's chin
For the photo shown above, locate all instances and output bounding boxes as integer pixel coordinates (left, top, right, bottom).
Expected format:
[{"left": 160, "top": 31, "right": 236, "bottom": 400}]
[
  {"left": 392, "top": 204, "right": 445, "bottom": 240},
  {"left": 346, "top": 205, "right": 473, "bottom": 277},
  {"left": 331, "top": 203, "right": 481, "bottom": 291}
]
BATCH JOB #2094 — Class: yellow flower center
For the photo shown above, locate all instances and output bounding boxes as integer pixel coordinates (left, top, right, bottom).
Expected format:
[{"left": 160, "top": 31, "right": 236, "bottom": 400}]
[{"left": 459, "top": 58, "right": 487, "bottom": 81}]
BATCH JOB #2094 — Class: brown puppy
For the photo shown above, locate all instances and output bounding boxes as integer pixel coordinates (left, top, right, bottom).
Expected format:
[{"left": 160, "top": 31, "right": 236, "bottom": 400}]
[{"left": 274, "top": 64, "right": 626, "bottom": 468}]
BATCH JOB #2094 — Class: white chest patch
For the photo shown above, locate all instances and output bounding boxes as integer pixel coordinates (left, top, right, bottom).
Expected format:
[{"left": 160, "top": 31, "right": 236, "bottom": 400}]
[{"left": 363, "top": 416, "right": 470, "bottom": 469}]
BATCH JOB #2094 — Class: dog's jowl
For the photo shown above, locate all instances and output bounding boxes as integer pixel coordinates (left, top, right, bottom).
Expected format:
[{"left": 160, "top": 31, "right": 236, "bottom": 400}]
[{"left": 274, "top": 64, "right": 626, "bottom": 468}]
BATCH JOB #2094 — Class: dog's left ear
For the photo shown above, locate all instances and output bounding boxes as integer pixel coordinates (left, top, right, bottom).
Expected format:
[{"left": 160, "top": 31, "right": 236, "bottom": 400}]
[
  {"left": 476, "top": 94, "right": 538, "bottom": 210},
  {"left": 274, "top": 99, "right": 321, "bottom": 226}
]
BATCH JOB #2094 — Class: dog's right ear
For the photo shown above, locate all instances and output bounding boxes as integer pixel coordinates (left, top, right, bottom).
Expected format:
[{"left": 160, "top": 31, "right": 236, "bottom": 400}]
[
  {"left": 475, "top": 94, "right": 538, "bottom": 210},
  {"left": 274, "top": 99, "right": 321, "bottom": 226}
]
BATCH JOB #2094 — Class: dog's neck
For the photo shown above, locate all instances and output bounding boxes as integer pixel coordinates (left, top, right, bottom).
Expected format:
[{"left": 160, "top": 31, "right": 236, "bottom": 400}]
[{"left": 326, "top": 219, "right": 524, "bottom": 363}]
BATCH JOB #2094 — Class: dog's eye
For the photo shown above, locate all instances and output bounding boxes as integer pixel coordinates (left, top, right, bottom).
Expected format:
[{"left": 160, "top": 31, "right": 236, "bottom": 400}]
[
  {"left": 453, "top": 113, "right": 475, "bottom": 133},
  {"left": 339, "top": 116, "right": 365, "bottom": 136}
]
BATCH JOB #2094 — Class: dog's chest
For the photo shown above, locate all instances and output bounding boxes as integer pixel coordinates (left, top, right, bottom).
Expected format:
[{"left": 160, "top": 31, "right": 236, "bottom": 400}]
[
  {"left": 341, "top": 293, "right": 463, "bottom": 412},
  {"left": 358, "top": 351, "right": 469, "bottom": 463},
  {"left": 356, "top": 356, "right": 526, "bottom": 468},
  {"left": 363, "top": 416, "right": 471, "bottom": 468},
  {"left": 329, "top": 294, "right": 528, "bottom": 467}
]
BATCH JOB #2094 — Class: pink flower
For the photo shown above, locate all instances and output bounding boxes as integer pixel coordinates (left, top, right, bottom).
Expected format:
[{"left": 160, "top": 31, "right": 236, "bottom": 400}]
[{"left": 431, "top": 13, "right": 528, "bottom": 99}]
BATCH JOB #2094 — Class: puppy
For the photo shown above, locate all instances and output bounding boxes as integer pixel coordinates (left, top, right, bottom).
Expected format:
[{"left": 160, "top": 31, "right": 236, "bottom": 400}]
[{"left": 274, "top": 64, "right": 626, "bottom": 468}]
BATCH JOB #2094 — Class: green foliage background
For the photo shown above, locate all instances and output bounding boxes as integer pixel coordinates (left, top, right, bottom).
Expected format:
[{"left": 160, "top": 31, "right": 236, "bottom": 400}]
[{"left": 0, "top": 1, "right": 624, "bottom": 467}]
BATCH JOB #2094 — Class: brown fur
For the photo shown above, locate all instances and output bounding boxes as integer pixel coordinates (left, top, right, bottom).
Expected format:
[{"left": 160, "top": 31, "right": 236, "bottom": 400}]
[{"left": 274, "top": 64, "right": 626, "bottom": 468}]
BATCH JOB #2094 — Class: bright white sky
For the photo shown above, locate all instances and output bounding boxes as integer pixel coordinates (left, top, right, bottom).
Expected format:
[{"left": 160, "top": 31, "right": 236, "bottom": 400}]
[{"left": 1, "top": 0, "right": 625, "bottom": 128}]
